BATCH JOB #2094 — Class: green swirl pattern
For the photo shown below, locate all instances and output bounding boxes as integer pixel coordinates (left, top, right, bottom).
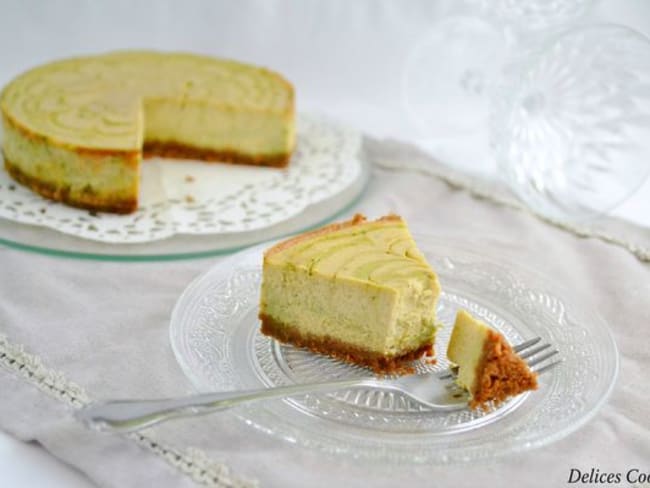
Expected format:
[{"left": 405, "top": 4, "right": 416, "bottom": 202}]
[{"left": 1, "top": 51, "right": 293, "bottom": 150}]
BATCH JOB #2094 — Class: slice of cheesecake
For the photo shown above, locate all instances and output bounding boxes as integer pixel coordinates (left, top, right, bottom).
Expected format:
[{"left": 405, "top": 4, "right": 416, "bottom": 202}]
[
  {"left": 447, "top": 310, "right": 538, "bottom": 409},
  {"left": 1, "top": 51, "right": 295, "bottom": 213},
  {"left": 259, "top": 214, "right": 441, "bottom": 373}
]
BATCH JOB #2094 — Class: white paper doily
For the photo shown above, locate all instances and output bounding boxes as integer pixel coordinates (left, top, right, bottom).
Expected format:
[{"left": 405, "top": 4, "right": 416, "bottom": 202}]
[{"left": 0, "top": 114, "right": 361, "bottom": 244}]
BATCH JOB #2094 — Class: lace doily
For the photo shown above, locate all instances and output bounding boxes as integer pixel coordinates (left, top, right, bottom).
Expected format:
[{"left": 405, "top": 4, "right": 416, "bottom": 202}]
[{"left": 0, "top": 114, "right": 361, "bottom": 244}]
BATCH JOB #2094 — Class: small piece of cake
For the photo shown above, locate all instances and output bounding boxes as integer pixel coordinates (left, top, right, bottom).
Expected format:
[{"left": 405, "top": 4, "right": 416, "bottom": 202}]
[
  {"left": 1, "top": 51, "right": 295, "bottom": 213},
  {"left": 447, "top": 310, "right": 538, "bottom": 409},
  {"left": 259, "top": 214, "right": 441, "bottom": 373}
]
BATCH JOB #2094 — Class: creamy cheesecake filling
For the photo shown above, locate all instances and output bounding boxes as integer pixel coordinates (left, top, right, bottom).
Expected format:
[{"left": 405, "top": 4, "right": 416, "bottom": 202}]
[
  {"left": 389, "top": 278, "right": 437, "bottom": 355},
  {"left": 143, "top": 99, "right": 294, "bottom": 156},
  {"left": 447, "top": 310, "right": 491, "bottom": 393},
  {"left": 447, "top": 310, "right": 538, "bottom": 409},
  {"left": 261, "top": 265, "right": 399, "bottom": 354}
]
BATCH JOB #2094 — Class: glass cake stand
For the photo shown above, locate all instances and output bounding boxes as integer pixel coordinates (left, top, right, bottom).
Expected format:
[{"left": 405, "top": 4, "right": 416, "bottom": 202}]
[
  {"left": 169, "top": 233, "right": 618, "bottom": 464},
  {"left": 0, "top": 114, "right": 369, "bottom": 261},
  {"left": 0, "top": 165, "right": 368, "bottom": 261}
]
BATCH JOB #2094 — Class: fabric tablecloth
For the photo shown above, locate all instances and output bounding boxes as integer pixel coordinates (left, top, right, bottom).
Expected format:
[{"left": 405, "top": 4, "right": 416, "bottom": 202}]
[{"left": 0, "top": 137, "right": 648, "bottom": 487}]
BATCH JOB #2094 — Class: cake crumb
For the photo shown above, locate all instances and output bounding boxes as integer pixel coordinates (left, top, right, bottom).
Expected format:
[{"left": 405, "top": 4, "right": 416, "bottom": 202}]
[
  {"left": 185, "top": 195, "right": 195, "bottom": 203},
  {"left": 184, "top": 175, "right": 195, "bottom": 183}
]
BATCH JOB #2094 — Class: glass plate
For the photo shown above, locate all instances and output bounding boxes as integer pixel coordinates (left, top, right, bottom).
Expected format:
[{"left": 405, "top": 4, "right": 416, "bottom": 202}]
[{"left": 170, "top": 234, "right": 618, "bottom": 464}]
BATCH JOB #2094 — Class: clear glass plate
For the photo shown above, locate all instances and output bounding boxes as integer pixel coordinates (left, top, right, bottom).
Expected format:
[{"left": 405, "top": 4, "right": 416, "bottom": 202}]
[{"left": 170, "top": 234, "right": 618, "bottom": 464}]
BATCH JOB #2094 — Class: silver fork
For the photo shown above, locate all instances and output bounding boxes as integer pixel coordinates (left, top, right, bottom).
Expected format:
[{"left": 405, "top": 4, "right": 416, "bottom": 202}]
[{"left": 77, "top": 337, "right": 561, "bottom": 433}]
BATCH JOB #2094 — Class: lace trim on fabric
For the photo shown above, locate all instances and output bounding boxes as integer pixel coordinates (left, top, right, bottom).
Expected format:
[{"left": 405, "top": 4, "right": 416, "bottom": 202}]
[{"left": 0, "top": 334, "right": 256, "bottom": 488}]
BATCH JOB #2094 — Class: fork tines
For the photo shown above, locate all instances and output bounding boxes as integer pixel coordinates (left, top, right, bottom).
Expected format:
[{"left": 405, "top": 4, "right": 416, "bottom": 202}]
[{"left": 437, "top": 336, "right": 562, "bottom": 380}]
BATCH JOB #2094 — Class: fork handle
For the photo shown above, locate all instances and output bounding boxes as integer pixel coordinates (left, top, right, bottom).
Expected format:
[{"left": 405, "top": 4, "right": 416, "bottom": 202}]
[{"left": 76, "top": 378, "right": 378, "bottom": 433}]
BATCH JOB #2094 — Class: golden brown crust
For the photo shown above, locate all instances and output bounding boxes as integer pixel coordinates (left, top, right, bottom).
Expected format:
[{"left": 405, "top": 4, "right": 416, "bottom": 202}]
[
  {"left": 260, "top": 313, "right": 433, "bottom": 374},
  {"left": 143, "top": 141, "right": 290, "bottom": 168},
  {"left": 264, "top": 213, "right": 403, "bottom": 258},
  {"left": 470, "top": 330, "right": 538, "bottom": 410},
  {"left": 4, "top": 156, "right": 138, "bottom": 214}
]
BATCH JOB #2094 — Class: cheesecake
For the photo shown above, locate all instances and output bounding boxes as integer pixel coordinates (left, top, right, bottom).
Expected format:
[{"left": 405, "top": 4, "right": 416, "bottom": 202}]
[
  {"left": 259, "top": 214, "right": 441, "bottom": 373},
  {"left": 0, "top": 51, "right": 295, "bottom": 213},
  {"left": 447, "top": 310, "right": 538, "bottom": 409}
]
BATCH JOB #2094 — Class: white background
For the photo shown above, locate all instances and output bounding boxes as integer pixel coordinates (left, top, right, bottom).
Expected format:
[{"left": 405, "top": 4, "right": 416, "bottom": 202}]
[{"left": 1, "top": 0, "right": 649, "bottom": 485}]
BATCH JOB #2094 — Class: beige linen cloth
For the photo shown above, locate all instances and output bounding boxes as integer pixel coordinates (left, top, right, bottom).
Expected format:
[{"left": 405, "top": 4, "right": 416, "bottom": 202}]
[{"left": 0, "top": 137, "right": 648, "bottom": 487}]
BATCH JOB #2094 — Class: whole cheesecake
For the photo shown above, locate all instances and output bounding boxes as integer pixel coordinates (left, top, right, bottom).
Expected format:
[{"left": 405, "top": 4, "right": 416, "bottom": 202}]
[
  {"left": 0, "top": 51, "right": 295, "bottom": 213},
  {"left": 447, "top": 310, "right": 538, "bottom": 409},
  {"left": 259, "top": 214, "right": 441, "bottom": 373}
]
